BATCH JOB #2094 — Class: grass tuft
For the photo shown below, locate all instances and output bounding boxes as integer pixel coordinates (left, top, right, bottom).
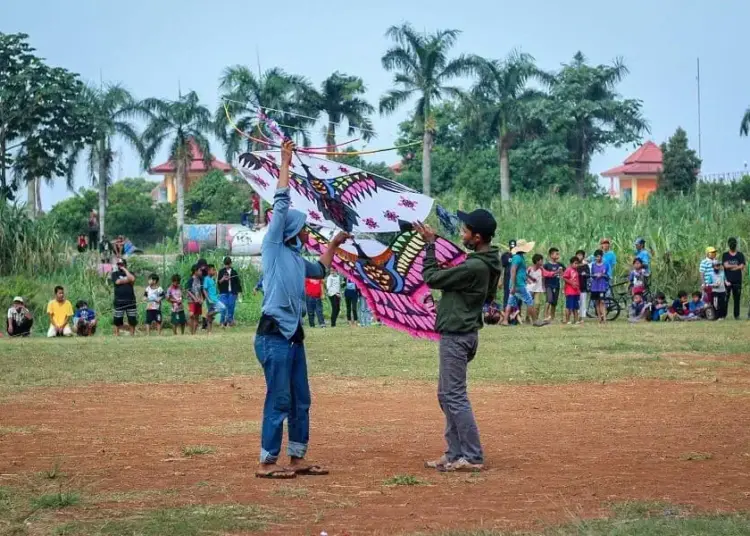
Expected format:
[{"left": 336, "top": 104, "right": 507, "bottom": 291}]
[
  {"left": 32, "top": 491, "right": 80, "bottom": 509},
  {"left": 383, "top": 474, "right": 428, "bottom": 487},
  {"left": 271, "top": 486, "right": 309, "bottom": 499},
  {"left": 181, "top": 445, "right": 216, "bottom": 457}
]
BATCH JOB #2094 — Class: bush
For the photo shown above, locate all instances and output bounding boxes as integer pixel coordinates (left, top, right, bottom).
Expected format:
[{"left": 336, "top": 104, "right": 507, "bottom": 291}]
[{"left": 0, "top": 204, "right": 62, "bottom": 276}]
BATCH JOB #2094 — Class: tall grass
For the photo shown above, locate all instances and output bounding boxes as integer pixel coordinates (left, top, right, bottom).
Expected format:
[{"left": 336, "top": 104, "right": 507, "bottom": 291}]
[
  {"left": 0, "top": 204, "right": 62, "bottom": 276},
  {"left": 439, "top": 191, "right": 750, "bottom": 295}
]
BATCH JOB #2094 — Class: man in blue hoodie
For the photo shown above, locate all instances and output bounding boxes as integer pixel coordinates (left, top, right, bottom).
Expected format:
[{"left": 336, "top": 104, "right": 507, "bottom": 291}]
[{"left": 254, "top": 139, "right": 348, "bottom": 479}]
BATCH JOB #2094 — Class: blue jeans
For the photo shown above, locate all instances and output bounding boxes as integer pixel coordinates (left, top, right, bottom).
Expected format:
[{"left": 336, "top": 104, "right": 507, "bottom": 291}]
[
  {"left": 254, "top": 333, "right": 310, "bottom": 463},
  {"left": 219, "top": 293, "right": 237, "bottom": 325},
  {"left": 358, "top": 298, "right": 372, "bottom": 326},
  {"left": 306, "top": 297, "right": 325, "bottom": 327}
]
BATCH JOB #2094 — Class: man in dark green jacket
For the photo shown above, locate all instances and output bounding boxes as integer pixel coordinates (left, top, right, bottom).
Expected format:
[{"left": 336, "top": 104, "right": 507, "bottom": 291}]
[{"left": 415, "top": 209, "right": 501, "bottom": 472}]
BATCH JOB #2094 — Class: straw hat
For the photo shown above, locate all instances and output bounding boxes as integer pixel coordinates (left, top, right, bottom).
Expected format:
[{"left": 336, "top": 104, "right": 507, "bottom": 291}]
[{"left": 511, "top": 239, "right": 535, "bottom": 254}]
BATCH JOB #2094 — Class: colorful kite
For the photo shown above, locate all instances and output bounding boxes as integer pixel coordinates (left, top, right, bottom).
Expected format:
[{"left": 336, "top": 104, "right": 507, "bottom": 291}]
[
  {"left": 236, "top": 151, "right": 432, "bottom": 234},
  {"left": 266, "top": 210, "right": 466, "bottom": 339}
]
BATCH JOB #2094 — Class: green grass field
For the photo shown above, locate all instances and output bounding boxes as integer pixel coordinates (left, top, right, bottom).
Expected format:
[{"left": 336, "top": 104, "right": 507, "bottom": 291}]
[{"left": 1, "top": 322, "right": 749, "bottom": 535}]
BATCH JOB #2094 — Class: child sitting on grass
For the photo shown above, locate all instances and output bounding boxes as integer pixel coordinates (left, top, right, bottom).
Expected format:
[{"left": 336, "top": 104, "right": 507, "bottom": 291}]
[
  {"left": 73, "top": 300, "right": 97, "bottom": 336},
  {"left": 689, "top": 291, "right": 707, "bottom": 318},
  {"left": 669, "top": 290, "right": 692, "bottom": 321},
  {"left": 562, "top": 256, "right": 581, "bottom": 325},
  {"left": 651, "top": 292, "right": 669, "bottom": 321},
  {"left": 628, "top": 292, "right": 650, "bottom": 323}
]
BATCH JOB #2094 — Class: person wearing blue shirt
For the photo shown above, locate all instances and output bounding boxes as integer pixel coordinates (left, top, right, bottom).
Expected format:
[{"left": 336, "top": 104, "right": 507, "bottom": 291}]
[
  {"left": 599, "top": 238, "right": 617, "bottom": 282},
  {"left": 253, "top": 139, "right": 348, "bottom": 480},
  {"left": 73, "top": 300, "right": 97, "bottom": 336},
  {"left": 634, "top": 238, "right": 651, "bottom": 270}
]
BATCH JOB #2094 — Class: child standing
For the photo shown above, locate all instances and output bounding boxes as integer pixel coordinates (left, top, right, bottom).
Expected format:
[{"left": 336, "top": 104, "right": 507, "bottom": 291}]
[
  {"left": 708, "top": 259, "right": 730, "bottom": 320},
  {"left": 628, "top": 258, "right": 648, "bottom": 296},
  {"left": 358, "top": 290, "right": 372, "bottom": 327},
  {"left": 576, "top": 250, "right": 590, "bottom": 321},
  {"left": 202, "top": 264, "right": 225, "bottom": 334},
  {"left": 562, "top": 256, "right": 581, "bottom": 325},
  {"left": 543, "top": 247, "right": 564, "bottom": 322},
  {"left": 186, "top": 264, "right": 203, "bottom": 335},
  {"left": 526, "top": 254, "right": 545, "bottom": 323},
  {"left": 344, "top": 279, "right": 359, "bottom": 326},
  {"left": 167, "top": 274, "right": 186, "bottom": 335},
  {"left": 144, "top": 273, "right": 164, "bottom": 336},
  {"left": 589, "top": 249, "right": 609, "bottom": 323}
]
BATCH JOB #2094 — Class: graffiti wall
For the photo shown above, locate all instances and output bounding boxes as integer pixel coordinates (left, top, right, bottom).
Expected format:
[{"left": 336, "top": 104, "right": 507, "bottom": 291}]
[{"left": 183, "top": 224, "right": 266, "bottom": 256}]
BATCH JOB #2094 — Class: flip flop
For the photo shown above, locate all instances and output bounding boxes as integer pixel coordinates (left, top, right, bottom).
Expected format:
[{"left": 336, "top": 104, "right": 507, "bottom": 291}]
[
  {"left": 255, "top": 468, "right": 297, "bottom": 479},
  {"left": 293, "top": 464, "right": 329, "bottom": 476}
]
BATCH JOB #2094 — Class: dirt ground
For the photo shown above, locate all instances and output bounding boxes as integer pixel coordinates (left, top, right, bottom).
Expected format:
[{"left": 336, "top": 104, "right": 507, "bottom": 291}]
[{"left": 2, "top": 366, "right": 750, "bottom": 535}]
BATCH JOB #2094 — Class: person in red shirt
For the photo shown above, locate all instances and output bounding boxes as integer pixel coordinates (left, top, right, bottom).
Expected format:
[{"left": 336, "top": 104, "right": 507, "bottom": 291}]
[
  {"left": 305, "top": 278, "right": 326, "bottom": 328},
  {"left": 562, "top": 256, "right": 581, "bottom": 325}
]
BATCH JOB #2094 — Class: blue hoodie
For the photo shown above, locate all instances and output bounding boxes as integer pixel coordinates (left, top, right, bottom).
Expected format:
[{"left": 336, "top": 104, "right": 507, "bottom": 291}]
[{"left": 261, "top": 187, "right": 325, "bottom": 339}]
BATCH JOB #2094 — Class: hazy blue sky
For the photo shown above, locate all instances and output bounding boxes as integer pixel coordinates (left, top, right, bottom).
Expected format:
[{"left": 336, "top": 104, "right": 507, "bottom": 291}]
[{"left": 4, "top": 0, "right": 750, "bottom": 208}]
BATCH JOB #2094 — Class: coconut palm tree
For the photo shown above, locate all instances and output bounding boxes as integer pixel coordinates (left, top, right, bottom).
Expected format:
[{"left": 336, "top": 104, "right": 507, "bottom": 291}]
[
  {"left": 307, "top": 72, "right": 375, "bottom": 152},
  {"left": 741, "top": 107, "right": 750, "bottom": 136},
  {"left": 215, "top": 66, "right": 316, "bottom": 160},
  {"left": 379, "top": 24, "right": 475, "bottom": 196},
  {"left": 66, "top": 84, "right": 146, "bottom": 240},
  {"left": 141, "top": 91, "right": 215, "bottom": 248},
  {"left": 469, "top": 52, "right": 548, "bottom": 201}
]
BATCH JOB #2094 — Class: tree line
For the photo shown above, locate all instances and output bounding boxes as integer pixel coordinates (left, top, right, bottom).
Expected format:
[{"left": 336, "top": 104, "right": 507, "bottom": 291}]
[{"left": 2, "top": 28, "right": 749, "bottom": 243}]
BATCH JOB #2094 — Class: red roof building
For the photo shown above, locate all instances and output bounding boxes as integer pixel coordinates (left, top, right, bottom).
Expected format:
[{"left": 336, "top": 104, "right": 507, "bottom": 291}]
[
  {"left": 601, "top": 141, "right": 663, "bottom": 205},
  {"left": 148, "top": 139, "right": 232, "bottom": 204}
]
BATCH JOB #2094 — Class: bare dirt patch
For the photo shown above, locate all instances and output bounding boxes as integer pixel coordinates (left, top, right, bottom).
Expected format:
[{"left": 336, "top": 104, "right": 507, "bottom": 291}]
[{"left": 1, "top": 372, "right": 750, "bottom": 535}]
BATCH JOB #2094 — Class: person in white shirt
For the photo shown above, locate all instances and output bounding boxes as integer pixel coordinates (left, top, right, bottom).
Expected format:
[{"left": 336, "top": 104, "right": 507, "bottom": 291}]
[
  {"left": 326, "top": 272, "right": 342, "bottom": 327},
  {"left": 525, "top": 254, "right": 545, "bottom": 323}
]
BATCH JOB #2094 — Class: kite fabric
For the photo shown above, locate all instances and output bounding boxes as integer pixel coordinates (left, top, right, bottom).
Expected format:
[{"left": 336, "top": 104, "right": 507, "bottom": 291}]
[
  {"left": 236, "top": 151, "right": 433, "bottom": 234},
  {"left": 266, "top": 210, "right": 466, "bottom": 340},
  {"left": 435, "top": 204, "right": 460, "bottom": 236}
]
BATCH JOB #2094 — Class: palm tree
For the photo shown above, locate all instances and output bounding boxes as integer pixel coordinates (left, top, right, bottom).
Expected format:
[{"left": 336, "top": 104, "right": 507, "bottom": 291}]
[
  {"left": 141, "top": 91, "right": 215, "bottom": 248},
  {"left": 215, "top": 66, "right": 316, "bottom": 161},
  {"left": 307, "top": 72, "right": 375, "bottom": 152},
  {"left": 469, "top": 52, "right": 548, "bottom": 201},
  {"left": 741, "top": 107, "right": 750, "bottom": 136},
  {"left": 66, "top": 84, "right": 146, "bottom": 240},
  {"left": 379, "top": 24, "right": 476, "bottom": 196}
]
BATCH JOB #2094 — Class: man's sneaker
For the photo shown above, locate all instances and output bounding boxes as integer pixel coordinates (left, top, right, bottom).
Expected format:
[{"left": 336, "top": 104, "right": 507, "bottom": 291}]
[
  {"left": 438, "top": 458, "right": 484, "bottom": 473},
  {"left": 424, "top": 455, "right": 449, "bottom": 470}
]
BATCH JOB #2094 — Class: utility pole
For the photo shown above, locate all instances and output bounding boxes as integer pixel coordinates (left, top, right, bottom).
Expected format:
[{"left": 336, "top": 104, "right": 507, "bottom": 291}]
[{"left": 696, "top": 57, "right": 702, "bottom": 159}]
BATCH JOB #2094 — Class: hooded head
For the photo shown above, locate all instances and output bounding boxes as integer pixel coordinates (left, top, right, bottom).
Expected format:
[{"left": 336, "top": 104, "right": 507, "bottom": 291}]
[{"left": 283, "top": 209, "right": 308, "bottom": 251}]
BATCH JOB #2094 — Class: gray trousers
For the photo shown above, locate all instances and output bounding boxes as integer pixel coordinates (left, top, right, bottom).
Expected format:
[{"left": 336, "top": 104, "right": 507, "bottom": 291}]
[{"left": 438, "top": 332, "right": 483, "bottom": 464}]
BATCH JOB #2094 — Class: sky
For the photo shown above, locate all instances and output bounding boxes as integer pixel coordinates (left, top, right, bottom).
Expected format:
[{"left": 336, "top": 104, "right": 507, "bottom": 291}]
[{"left": 4, "top": 0, "right": 750, "bottom": 209}]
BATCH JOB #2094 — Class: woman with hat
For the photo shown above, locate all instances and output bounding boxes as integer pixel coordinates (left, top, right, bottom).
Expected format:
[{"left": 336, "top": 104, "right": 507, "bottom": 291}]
[{"left": 502, "top": 239, "right": 538, "bottom": 326}]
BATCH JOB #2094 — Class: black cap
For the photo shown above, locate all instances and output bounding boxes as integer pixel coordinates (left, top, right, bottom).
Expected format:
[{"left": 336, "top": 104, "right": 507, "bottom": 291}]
[{"left": 457, "top": 209, "right": 497, "bottom": 239}]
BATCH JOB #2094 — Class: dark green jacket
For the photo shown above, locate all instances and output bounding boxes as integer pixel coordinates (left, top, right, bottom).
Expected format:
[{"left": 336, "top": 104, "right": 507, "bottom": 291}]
[{"left": 423, "top": 244, "right": 502, "bottom": 333}]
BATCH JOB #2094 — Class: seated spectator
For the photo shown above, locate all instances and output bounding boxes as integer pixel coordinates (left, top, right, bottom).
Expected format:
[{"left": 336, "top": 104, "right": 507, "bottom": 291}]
[
  {"left": 689, "top": 291, "right": 707, "bottom": 318},
  {"left": 7, "top": 296, "right": 33, "bottom": 337},
  {"left": 628, "top": 292, "right": 650, "bottom": 323},
  {"left": 73, "top": 300, "right": 97, "bottom": 336},
  {"left": 669, "top": 291, "right": 693, "bottom": 321},
  {"left": 651, "top": 292, "right": 669, "bottom": 321},
  {"left": 47, "top": 286, "right": 73, "bottom": 337}
]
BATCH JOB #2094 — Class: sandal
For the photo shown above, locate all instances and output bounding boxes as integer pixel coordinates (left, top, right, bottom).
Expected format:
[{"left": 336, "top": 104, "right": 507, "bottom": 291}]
[
  {"left": 292, "top": 464, "right": 329, "bottom": 476},
  {"left": 255, "top": 467, "right": 297, "bottom": 479}
]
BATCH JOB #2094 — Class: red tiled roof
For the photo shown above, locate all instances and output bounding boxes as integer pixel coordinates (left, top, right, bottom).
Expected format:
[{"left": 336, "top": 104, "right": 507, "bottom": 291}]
[
  {"left": 149, "top": 138, "right": 232, "bottom": 174},
  {"left": 601, "top": 141, "right": 663, "bottom": 177}
]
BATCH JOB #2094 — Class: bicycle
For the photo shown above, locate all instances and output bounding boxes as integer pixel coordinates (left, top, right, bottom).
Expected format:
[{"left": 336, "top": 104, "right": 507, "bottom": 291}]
[{"left": 587, "top": 279, "right": 653, "bottom": 322}]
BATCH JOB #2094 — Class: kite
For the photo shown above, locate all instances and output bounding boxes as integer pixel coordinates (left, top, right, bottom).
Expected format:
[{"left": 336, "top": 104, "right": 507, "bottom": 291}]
[
  {"left": 236, "top": 151, "right": 432, "bottom": 234},
  {"left": 235, "top": 108, "right": 469, "bottom": 339},
  {"left": 266, "top": 210, "right": 466, "bottom": 339},
  {"left": 435, "top": 204, "right": 460, "bottom": 236}
]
